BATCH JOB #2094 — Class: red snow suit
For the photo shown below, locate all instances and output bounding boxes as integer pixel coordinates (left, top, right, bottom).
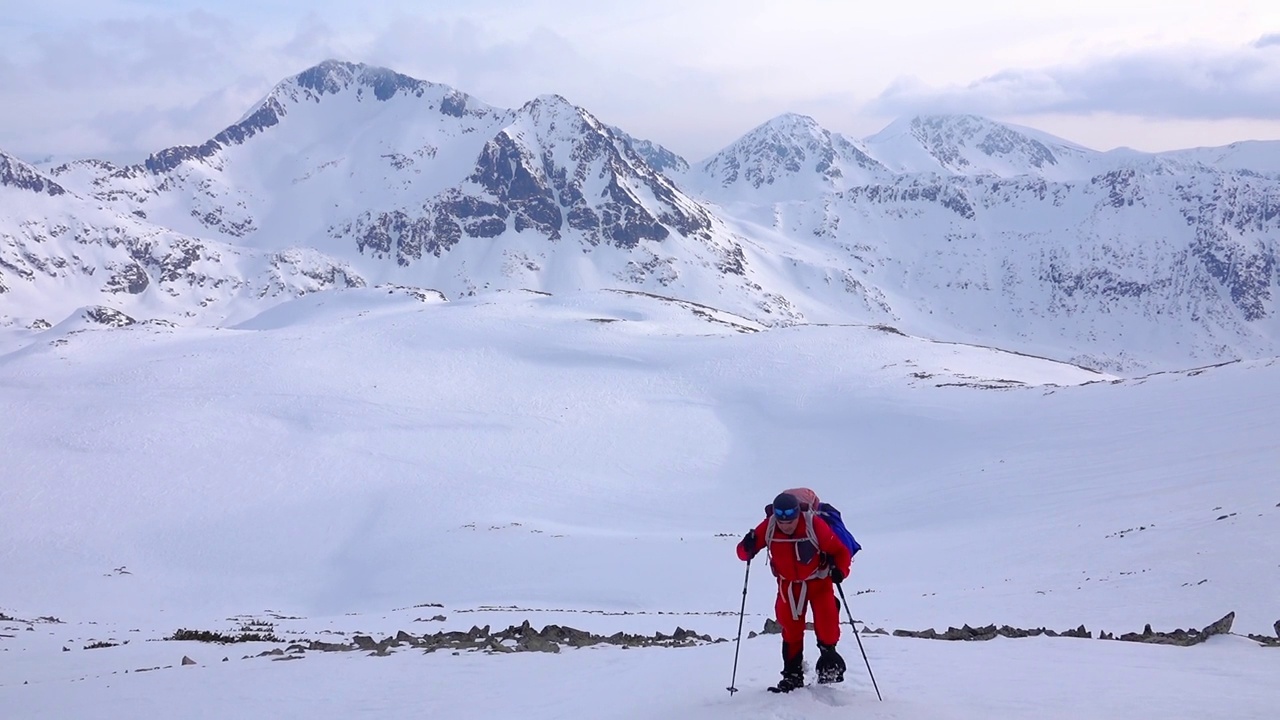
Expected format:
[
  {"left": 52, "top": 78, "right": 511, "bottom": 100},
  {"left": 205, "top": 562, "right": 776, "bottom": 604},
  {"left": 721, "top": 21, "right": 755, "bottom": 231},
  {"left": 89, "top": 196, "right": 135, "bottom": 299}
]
[{"left": 736, "top": 514, "right": 852, "bottom": 659}]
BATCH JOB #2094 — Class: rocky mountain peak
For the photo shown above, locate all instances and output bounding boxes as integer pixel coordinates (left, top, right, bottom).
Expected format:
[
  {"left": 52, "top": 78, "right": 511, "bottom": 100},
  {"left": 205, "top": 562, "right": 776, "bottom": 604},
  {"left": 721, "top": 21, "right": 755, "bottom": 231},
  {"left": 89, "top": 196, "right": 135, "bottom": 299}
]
[
  {"left": 49, "top": 158, "right": 118, "bottom": 177},
  {"left": 512, "top": 94, "right": 604, "bottom": 143},
  {"left": 339, "top": 91, "right": 717, "bottom": 267},
  {"left": 694, "top": 113, "right": 886, "bottom": 197},
  {"left": 289, "top": 60, "right": 421, "bottom": 101},
  {"left": 8, "top": 62, "right": 1280, "bottom": 370},
  {"left": 276, "top": 60, "right": 487, "bottom": 117},
  {"left": 762, "top": 112, "right": 824, "bottom": 134},
  {"left": 137, "top": 62, "right": 494, "bottom": 176},
  {"left": 521, "top": 93, "right": 577, "bottom": 111},
  {"left": 0, "top": 150, "right": 67, "bottom": 196},
  {"left": 912, "top": 114, "right": 1061, "bottom": 172},
  {"left": 736, "top": 113, "right": 827, "bottom": 150},
  {"left": 609, "top": 127, "right": 689, "bottom": 175}
]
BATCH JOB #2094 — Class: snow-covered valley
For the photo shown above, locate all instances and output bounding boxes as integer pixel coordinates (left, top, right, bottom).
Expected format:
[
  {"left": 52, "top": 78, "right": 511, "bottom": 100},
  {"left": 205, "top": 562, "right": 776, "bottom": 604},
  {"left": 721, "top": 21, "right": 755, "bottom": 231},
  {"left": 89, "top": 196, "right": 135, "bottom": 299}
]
[{"left": 2, "top": 288, "right": 1277, "bottom": 718}]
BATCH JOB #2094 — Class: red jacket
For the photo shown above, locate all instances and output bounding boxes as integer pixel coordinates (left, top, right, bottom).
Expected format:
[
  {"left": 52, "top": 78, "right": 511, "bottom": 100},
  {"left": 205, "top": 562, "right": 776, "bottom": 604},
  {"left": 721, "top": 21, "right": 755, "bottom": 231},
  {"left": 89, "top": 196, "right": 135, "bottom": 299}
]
[{"left": 737, "top": 515, "right": 852, "bottom": 582}]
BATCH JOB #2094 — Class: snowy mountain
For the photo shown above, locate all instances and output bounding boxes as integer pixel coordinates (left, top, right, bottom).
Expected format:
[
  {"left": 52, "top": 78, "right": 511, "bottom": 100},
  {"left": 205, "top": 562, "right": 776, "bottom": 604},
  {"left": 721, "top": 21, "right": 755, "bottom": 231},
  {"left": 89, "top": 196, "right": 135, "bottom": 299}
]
[
  {"left": 692, "top": 113, "right": 889, "bottom": 203},
  {"left": 859, "top": 114, "right": 1112, "bottom": 180},
  {"left": 9, "top": 61, "right": 790, "bottom": 327},
  {"left": 4, "top": 62, "right": 1280, "bottom": 719},
  {"left": 1159, "top": 140, "right": 1280, "bottom": 175},
  {"left": 3, "top": 60, "right": 1280, "bottom": 371},
  {"left": 610, "top": 125, "right": 690, "bottom": 176},
  {"left": 0, "top": 148, "right": 364, "bottom": 324},
  {"left": 1, "top": 150, "right": 69, "bottom": 197},
  {"left": 755, "top": 164, "right": 1280, "bottom": 370},
  {"left": 690, "top": 114, "right": 1280, "bottom": 371},
  {"left": 333, "top": 92, "right": 725, "bottom": 269}
]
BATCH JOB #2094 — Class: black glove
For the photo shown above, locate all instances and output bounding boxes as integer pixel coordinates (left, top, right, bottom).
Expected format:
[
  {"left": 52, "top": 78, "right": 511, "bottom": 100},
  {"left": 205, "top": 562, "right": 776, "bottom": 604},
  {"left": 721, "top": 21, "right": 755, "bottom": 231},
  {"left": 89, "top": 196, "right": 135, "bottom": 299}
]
[
  {"left": 831, "top": 566, "right": 845, "bottom": 584},
  {"left": 741, "top": 529, "right": 757, "bottom": 557}
]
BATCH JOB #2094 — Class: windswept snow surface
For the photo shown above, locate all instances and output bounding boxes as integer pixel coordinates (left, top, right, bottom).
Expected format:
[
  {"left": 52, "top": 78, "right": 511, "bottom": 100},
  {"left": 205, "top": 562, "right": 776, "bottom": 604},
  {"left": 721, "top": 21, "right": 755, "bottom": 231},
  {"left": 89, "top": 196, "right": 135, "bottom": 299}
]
[{"left": 1, "top": 288, "right": 1278, "bottom": 718}]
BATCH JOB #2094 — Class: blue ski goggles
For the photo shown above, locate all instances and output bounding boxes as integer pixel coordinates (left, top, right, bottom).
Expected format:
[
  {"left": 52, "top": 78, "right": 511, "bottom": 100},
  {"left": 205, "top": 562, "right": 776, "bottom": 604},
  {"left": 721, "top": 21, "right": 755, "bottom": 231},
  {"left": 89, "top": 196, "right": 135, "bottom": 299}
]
[{"left": 773, "top": 506, "right": 799, "bottom": 520}]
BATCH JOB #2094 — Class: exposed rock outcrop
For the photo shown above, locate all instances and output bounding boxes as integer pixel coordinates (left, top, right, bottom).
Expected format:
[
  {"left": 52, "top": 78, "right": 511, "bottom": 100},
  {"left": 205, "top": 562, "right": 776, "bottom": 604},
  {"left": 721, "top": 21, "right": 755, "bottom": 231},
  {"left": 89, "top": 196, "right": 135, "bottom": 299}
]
[
  {"left": 299, "top": 621, "right": 724, "bottom": 657},
  {"left": 890, "top": 612, "right": 1258, "bottom": 647}
]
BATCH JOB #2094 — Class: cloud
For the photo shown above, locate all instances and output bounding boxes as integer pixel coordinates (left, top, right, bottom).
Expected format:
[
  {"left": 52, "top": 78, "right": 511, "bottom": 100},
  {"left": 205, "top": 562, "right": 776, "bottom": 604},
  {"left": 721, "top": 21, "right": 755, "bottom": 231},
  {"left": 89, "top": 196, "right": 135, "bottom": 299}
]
[
  {"left": 0, "top": 12, "right": 291, "bottom": 160},
  {"left": 14, "top": 12, "right": 241, "bottom": 90},
  {"left": 868, "top": 38, "right": 1280, "bottom": 121},
  {"left": 353, "top": 15, "right": 586, "bottom": 105},
  {"left": 0, "top": 2, "right": 874, "bottom": 163},
  {"left": 1, "top": 5, "right": 794, "bottom": 163},
  {"left": 0, "top": 10, "right": 668, "bottom": 161}
]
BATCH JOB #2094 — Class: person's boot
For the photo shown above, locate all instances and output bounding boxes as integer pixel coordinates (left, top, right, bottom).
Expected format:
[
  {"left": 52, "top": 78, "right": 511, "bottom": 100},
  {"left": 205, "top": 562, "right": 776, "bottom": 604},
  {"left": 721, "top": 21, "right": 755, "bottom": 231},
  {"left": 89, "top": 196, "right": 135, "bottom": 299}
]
[
  {"left": 816, "top": 643, "right": 846, "bottom": 684},
  {"left": 770, "top": 644, "right": 805, "bottom": 693}
]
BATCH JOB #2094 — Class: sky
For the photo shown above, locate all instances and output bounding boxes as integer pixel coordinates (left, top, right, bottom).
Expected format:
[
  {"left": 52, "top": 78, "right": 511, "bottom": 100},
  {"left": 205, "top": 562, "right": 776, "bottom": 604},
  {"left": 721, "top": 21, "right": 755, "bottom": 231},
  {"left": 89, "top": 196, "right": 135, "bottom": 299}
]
[{"left": 2, "top": 1, "right": 1280, "bottom": 164}]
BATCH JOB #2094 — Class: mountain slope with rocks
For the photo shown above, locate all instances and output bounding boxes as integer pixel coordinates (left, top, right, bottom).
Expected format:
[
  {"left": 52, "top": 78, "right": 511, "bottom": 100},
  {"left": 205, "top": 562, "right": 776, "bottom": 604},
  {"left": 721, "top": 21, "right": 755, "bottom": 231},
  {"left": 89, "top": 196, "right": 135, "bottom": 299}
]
[
  {"left": 8, "top": 61, "right": 798, "bottom": 327},
  {"left": 0, "top": 154, "right": 364, "bottom": 326},
  {"left": 760, "top": 165, "right": 1280, "bottom": 370},
  {"left": 3, "top": 61, "right": 1280, "bottom": 371},
  {"left": 694, "top": 114, "right": 1280, "bottom": 371}
]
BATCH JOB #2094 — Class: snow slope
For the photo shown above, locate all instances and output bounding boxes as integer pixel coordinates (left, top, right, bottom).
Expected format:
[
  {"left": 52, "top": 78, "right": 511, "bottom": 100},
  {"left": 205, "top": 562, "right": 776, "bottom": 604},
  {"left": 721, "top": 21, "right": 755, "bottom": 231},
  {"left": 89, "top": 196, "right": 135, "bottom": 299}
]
[
  {"left": 4, "top": 628, "right": 1276, "bottom": 720},
  {"left": 1, "top": 287, "right": 1277, "bottom": 718}
]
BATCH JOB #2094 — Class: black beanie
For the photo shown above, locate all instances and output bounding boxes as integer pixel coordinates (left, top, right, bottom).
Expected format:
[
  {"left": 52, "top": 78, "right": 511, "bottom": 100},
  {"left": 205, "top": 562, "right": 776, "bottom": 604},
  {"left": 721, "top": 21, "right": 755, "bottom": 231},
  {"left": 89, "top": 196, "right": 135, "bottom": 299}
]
[{"left": 773, "top": 492, "right": 799, "bottom": 512}]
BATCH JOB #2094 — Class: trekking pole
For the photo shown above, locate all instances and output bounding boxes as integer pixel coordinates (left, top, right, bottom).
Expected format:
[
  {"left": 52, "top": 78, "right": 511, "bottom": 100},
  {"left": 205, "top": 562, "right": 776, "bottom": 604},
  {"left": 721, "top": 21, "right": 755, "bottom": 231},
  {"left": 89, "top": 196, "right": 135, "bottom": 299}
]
[
  {"left": 726, "top": 558, "right": 751, "bottom": 695},
  {"left": 835, "top": 583, "right": 883, "bottom": 701}
]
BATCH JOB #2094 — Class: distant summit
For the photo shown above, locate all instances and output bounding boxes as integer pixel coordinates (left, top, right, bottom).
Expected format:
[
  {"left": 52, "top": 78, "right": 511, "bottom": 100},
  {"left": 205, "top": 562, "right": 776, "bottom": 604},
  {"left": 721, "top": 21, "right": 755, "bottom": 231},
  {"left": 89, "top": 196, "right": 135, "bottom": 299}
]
[
  {"left": 692, "top": 113, "right": 888, "bottom": 202},
  {"left": 344, "top": 88, "right": 719, "bottom": 257},
  {"left": 141, "top": 61, "right": 499, "bottom": 176},
  {"left": 3, "top": 60, "right": 1280, "bottom": 371},
  {"left": 290, "top": 60, "right": 433, "bottom": 102},
  {"left": 267, "top": 60, "right": 492, "bottom": 117},
  {"left": 0, "top": 150, "right": 67, "bottom": 196},
  {"left": 609, "top": 126, "right": 689, "bottom": 176},
  {"left": 863, "top": 114, "right": 1099, "bottom": 179}
]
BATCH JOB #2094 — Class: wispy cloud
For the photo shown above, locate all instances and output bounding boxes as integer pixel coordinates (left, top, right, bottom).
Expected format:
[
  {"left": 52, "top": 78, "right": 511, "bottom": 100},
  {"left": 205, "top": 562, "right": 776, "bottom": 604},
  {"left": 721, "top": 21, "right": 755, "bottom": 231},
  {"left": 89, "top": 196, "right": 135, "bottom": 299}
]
[
  {"left": 0, "top": 7, "right": 752, "bottom": 162},
  {"left": 0, "top": 12, "right": 310, "bottom": 161},
  {"left": 869, "top": 37, "right": 1280, "bottom": 121},
  {"left": 4, "top": 4, "right": 1280, "bottom": 163}
]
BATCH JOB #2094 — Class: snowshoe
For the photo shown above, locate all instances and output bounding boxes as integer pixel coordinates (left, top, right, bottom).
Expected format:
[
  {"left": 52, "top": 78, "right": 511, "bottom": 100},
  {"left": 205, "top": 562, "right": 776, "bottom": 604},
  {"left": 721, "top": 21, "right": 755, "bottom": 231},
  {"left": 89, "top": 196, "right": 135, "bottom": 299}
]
[
  {"left": 816, "top": 644, "right": 846, "bottom": 684},
  {"left": 768, "top": 673, "right": 805, "bottom": 693}
]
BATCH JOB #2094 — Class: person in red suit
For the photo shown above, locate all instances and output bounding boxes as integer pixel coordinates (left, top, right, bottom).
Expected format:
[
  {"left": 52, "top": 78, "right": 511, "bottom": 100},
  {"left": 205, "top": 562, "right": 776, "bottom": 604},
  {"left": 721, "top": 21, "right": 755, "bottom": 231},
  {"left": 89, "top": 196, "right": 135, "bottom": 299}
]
[{"left": 737, "top": 490, "right": 854, "bottom": 692}]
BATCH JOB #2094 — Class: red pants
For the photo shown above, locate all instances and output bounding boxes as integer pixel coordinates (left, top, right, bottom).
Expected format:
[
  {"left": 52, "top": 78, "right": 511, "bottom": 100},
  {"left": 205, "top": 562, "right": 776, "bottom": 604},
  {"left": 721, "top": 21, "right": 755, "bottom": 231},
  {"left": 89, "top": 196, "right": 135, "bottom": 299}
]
[{"left": 775, "top": 578, "right": 840, "bottom": 659}]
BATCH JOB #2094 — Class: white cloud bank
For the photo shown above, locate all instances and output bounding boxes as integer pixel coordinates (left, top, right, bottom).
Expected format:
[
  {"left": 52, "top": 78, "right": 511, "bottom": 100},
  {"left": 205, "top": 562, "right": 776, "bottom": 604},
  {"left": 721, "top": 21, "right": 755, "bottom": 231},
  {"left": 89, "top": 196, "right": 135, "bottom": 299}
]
[
  {"left": 3, "top": 3, "right": 1280, "bottom": 162},
  {"left": 871, "top": 37, "right": 1280, "bottom": 121}
]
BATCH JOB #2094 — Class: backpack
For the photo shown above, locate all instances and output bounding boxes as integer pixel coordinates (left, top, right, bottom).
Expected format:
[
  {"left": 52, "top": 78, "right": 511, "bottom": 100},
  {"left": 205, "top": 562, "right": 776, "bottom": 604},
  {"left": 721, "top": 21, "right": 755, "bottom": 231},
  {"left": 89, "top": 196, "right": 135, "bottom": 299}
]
[{"left": 763, "top": 487, "right": 861, "bottom": 578}]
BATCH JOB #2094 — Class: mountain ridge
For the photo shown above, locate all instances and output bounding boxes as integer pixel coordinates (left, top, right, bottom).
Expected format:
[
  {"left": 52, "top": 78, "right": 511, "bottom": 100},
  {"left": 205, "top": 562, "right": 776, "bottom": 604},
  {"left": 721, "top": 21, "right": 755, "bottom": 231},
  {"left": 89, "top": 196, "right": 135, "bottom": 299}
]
[
  {"left": 3, "top": 59, "right": 1279, "bottom": 372},
  {"left": 0, "top": 150, "right": 67, "bottom": 197}
]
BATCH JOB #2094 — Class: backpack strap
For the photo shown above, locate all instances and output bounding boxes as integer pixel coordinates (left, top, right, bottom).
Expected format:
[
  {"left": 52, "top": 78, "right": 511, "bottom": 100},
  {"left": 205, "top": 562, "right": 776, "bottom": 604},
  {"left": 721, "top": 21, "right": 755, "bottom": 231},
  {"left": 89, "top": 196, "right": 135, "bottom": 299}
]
[
  {"left": 803, "top": 509, "right": 830, "bottom": 580},
  {"left": 763, "top": 513, "right": 831, "bottom": 581},
  {"left": 781, "top": 579, "right": 808, "bottom": 621}
]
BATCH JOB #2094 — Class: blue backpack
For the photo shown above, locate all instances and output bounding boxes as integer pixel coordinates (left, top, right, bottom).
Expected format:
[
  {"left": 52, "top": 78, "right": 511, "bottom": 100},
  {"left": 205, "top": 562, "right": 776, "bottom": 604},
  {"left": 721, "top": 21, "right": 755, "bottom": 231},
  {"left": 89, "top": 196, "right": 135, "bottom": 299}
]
[
  {"left": 765, "top": 488, "right": 861, "bottom": 563},
  {"left": 815, "top": 502, "right": 861, "bottom": 557}
]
